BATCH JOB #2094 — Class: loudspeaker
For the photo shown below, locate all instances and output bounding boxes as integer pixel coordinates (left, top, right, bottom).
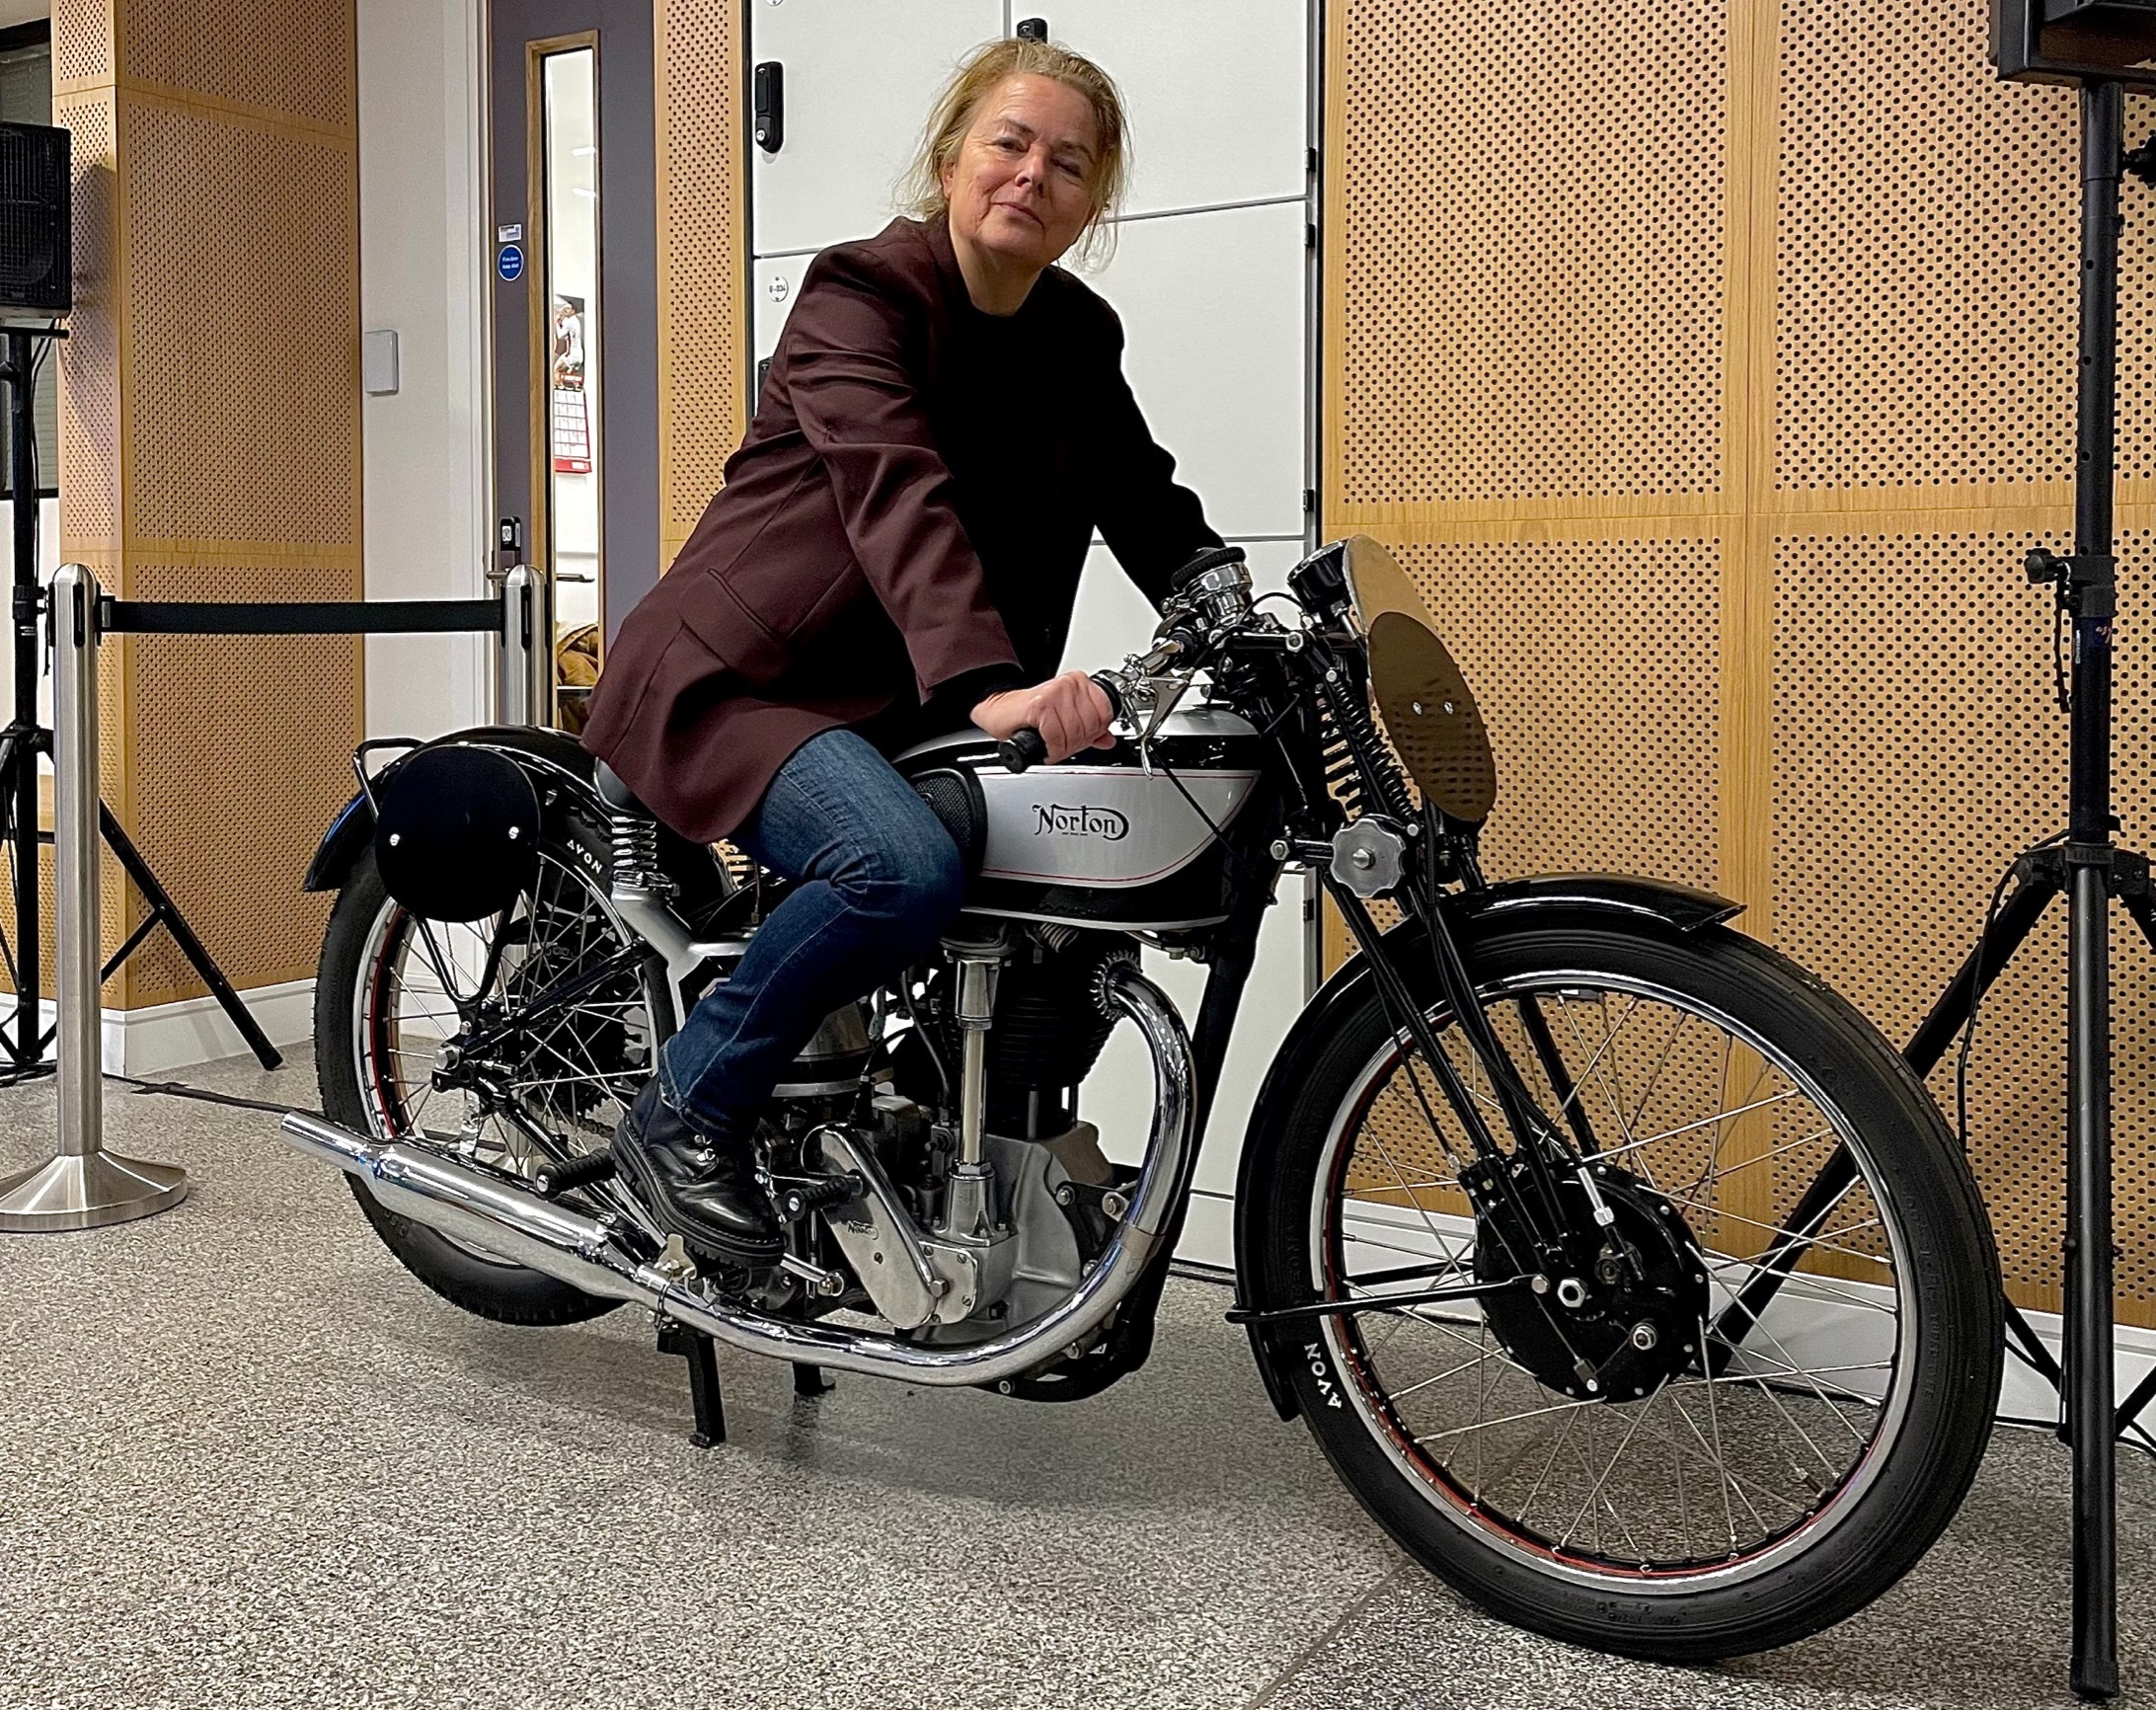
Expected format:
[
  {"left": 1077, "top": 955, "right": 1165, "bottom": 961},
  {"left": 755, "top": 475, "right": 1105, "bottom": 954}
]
[
  {"left": 0, "top": 123, "right": 69, "bottom": 316},
  {"left": 1995, "top": 0, "right": 2156, "bottom": 84}
]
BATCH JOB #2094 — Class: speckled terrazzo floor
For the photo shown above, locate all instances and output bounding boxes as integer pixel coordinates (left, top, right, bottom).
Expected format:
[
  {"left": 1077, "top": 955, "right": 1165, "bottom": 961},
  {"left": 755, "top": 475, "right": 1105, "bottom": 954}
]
[{"left": 0, "top": 1048, "right": 2148, "bottom": 1710}]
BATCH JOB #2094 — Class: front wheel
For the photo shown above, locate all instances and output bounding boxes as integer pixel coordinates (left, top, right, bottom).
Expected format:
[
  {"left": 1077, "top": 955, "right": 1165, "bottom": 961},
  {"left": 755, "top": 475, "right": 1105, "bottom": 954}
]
[{"left": 1252, "top": 915, "right": 2003, "bottom": 1661}]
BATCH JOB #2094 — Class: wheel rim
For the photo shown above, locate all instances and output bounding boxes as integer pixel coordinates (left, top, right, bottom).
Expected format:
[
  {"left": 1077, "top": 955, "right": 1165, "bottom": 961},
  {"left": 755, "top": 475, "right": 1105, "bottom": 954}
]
[
  {"left": 1308, "top": 967, "right": 1917, "bottom": 1591},
  {"left": 350, "top": 843, "right": 657, "bottom": 1263}
]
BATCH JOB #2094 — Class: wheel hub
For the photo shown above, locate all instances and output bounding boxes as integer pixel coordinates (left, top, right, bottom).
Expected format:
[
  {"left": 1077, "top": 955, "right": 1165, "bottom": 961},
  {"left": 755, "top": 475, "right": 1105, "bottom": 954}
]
[{"left": 1463, "top": 1156, "right": 1709, "bottom": 1402}]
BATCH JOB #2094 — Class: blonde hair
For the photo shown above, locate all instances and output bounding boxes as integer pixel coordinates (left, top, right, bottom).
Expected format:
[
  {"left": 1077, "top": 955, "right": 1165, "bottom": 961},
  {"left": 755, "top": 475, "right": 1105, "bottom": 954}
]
[{"left": 898, "top": 38, "right": 1129, "bottom": 271}]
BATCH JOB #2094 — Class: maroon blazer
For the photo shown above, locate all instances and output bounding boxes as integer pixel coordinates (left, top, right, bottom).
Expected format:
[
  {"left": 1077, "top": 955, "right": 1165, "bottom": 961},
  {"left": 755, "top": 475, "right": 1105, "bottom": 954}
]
[{"left": 582, "top": 215, "right": 1219, "bottom": 842}]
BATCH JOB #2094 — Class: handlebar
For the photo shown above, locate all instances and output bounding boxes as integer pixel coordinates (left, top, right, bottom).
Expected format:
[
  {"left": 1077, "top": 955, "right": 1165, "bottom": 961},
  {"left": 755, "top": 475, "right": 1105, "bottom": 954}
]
[{"left": 997, "top": 673, "right": 1126, "bottom": 773}]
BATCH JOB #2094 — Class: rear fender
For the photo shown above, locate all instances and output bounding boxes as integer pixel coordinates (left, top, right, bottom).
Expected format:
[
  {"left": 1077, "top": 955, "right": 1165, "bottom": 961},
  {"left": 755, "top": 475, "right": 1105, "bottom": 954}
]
[
  {"left": 301, "top": 726, "right": 615, "bottom": 894},
  {"left": 1232, "top": 872, "right": 1742, "bottom": 1421}
]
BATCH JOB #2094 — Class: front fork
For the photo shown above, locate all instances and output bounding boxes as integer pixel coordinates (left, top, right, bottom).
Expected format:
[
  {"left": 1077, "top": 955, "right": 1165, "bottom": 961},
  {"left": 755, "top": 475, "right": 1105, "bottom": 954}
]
[{"left": 1321, "top": 855, "right": 1587, "bottom": 1281}]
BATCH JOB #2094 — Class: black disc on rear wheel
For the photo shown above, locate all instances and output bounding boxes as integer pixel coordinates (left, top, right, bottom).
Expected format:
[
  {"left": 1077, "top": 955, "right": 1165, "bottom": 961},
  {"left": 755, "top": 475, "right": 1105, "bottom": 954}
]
[{"left": 1253, "top": 914, "right": 2003, "bottom": 1661}]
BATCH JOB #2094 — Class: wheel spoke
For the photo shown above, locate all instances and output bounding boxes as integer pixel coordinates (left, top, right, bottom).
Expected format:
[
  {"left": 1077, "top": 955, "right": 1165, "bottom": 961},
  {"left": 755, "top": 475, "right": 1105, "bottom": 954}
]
[
  {"left": 1317, "top": 959, "right": 1918, "bottom": 1582},
  {"left": 353, "top": 842, "right": 659, "bottom": 1200}
]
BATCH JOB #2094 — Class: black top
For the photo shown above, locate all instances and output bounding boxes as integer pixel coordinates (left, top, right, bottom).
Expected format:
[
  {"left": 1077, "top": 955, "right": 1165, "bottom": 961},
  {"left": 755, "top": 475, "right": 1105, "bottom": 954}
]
[{"left": 582, "top": 216, "right": 1220, "bottom": 841}]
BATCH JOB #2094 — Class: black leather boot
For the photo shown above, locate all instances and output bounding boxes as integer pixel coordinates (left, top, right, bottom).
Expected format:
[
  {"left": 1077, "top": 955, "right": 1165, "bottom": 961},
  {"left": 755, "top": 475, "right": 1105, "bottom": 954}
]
[{"left": 611, "top": 1080, "right": 783, "bottom": 1265}]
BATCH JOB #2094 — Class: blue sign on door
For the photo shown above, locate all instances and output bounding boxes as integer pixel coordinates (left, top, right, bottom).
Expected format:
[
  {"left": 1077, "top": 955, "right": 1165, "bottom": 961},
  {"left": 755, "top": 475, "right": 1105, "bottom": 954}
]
[{"left": 497, "top": 243, "right": 525, "bottom": 283}]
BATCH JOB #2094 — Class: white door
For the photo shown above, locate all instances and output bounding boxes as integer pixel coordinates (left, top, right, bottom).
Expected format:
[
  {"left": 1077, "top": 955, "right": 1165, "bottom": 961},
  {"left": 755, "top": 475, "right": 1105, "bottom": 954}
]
[
  {"left": 745, "top": 2, "right": 1318, "bottom": 1269},
  {"left": 1045, "top": 1, "right": 1314, "bottom": 1268},
  {"left": 748, "top": 0, "right": 1005, "bottom": 258}
]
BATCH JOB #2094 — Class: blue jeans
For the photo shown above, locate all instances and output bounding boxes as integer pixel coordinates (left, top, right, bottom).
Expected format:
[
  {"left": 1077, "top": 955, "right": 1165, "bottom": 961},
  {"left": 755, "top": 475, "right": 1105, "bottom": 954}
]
[{"left": 657, "top": 729, "right": 966, "bottom": 1131}]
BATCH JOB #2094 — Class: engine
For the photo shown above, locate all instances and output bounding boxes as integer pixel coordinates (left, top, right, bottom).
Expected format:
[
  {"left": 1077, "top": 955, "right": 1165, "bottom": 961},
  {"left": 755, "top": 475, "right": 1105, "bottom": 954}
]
[
  {"left": 894, "top": 924, "right": 1131, "bottom": 1140},
  {"left": 746, "top": 923, "right": 1144, "bottom": 1352}
]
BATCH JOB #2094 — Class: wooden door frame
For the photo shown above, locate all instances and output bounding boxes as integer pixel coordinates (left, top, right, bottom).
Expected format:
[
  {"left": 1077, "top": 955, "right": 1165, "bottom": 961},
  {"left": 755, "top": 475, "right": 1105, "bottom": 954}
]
[{"left": 522, "top": 27, "right": 603, "bottom": 642}]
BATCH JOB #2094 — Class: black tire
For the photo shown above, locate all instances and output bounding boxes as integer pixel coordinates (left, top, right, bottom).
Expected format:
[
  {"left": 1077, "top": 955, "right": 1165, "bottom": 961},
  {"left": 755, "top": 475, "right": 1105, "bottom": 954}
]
[
  {"left": 315, "top": 808, "right": 670, "bottom": 1327},
  {"left": 1252, "top": 915, "right": 2003, "bottom": 1662}
]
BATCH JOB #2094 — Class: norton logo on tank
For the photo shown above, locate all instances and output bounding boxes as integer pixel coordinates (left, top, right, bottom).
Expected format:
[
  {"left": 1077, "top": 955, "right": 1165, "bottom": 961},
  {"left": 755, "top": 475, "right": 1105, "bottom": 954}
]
[{"left": 1033, "top": 803, "right": 1128, "bottom": 841}]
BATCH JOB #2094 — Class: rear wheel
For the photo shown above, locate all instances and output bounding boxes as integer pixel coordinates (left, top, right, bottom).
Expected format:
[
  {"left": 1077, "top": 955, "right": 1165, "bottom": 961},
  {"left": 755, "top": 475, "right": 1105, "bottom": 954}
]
[
  {"left": 1254, "top": 916, "right": 2002, "bottom": 1660},
  {"left": 314, "top": 809, "right": 671, "bottom": 1325}
]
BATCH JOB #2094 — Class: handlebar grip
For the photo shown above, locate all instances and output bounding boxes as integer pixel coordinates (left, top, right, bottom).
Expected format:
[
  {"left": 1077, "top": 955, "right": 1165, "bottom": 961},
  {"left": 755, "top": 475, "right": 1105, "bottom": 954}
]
[
  {"left": 998, "top": 728, "right": 1049, "bottom": 772},
  {"left": 996, "top": 674, "right": 1124, "bottom": 772}
]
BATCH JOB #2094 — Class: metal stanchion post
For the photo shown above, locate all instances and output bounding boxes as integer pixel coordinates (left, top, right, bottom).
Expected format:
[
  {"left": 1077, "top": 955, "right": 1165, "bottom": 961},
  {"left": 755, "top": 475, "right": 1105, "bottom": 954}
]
[
  {"left": 0, "top": 564, "right": 187, "bottom": 1230},
  {"left": 496, "top": 564, "right": 552, "bottom": 729}
]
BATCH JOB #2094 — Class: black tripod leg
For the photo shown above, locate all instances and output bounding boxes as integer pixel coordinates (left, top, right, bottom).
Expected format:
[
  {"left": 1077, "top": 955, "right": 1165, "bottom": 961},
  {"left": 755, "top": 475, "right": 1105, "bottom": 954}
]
[
  {"left": 1904, "top": 870, "right": 2061, "bottom": 1079},
  {"left": 7, "top": 331, "right": 38, "bottom": 1076},
  {"left": 2117, "top": 1356, "right": 2156, "bottom": 1443},
  {"left": 97, "top": 805, "right": 280, "bottom": 1069},
  {"left": 657, "top": 1321, "right": 727, "bottom": 1447},
  {"left": 1707, "top": 870, "right": 2059, "bottom": 1367},
  {"left": 2003, "top": 1296, "right": 2068, "bottom": 1402}
]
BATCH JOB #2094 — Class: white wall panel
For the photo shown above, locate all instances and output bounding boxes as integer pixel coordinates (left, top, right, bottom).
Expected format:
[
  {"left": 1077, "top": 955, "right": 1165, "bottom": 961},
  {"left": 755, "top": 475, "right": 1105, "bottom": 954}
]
[
  {"left": 1052, "top": 0, "right": 1307, "bottom": 215},
  {"left": 1070, "top": 537, "right": 1308, "bottom": 1268},
  {"left": 745, "top": 5, "right": 1317, "bottom": 1270},
  {"left": 1059, "top": 536, "right": 1301, "bottom": 680},
  {"left": 749, "top": 0, "right": 1002, "bottom": 257},
  {"left": 752, "top": 251, "right": 815, "bottom": 360},
  {"left": 358, "top": 0, "right": 491, "bottom": 740},
  {"left": 1085, "top": 199, "right": 1307, "bottom": 540}
]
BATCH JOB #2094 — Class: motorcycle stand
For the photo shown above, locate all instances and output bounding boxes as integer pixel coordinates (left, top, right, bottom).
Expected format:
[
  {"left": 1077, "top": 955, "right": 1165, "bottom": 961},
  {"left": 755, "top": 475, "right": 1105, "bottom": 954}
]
[
  {"left": 655, "top": 1318, "right": 727, "bottom": 1448},
  {"left": 654, "top": 1321, "right": 834, "bottom": 1446}
]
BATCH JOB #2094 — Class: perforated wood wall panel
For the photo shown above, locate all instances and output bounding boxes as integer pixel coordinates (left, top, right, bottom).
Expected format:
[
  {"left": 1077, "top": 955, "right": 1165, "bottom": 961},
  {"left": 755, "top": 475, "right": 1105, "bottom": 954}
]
[
  {"left": 1328, "top": 0, "right": 2156, "bottom": 1326},
  {"left": 121, "top": 566, "right": 359, "bottom": 998},
  {"left": 118, "top": 0, "right": 355, "bottom": 133},
  {"left": 1768, "top": 531, "right": 2156, "bottom": 1315},
  {"left": 1776, "top": 2, "right": 2078, "bottom": 491},
  {"left": 55, "top": 94, "right": 117, "bottom": 552},
  {"left": 44, "top": 0, "right": 361, "bottom": 1011},
  {"left": 1332, "top": 1, "right": 1729, "bottom": 506},
  {"left": 655, "top": 0, "right": 744, "bottom": 567},
  {"left": 1394, "top": 540, "right": 1721, "bottom": 889},
  {"left": 123, "top": 103, "right": 359, "bottom": 547},
  {"left": 51, "top": 0, "right": 112, "bottom": 91}
]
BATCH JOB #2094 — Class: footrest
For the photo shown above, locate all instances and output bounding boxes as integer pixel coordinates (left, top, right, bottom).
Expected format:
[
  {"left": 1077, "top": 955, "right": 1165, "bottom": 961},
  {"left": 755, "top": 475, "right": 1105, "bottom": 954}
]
[{"left": 533, "top": 1148, "right": 617, "bottom": 1197}]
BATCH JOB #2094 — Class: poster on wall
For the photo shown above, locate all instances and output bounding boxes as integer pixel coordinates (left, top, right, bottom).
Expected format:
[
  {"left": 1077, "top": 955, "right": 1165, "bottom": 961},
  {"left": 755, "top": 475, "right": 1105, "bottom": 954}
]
[{"left": 551, "top": 292, "right": 591, "bottom": 475}]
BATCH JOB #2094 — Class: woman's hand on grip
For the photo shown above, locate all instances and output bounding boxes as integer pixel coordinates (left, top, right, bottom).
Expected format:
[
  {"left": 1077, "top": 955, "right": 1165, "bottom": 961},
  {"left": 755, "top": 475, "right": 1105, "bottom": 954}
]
[{"left": 970, "top": 671, "right": 1116, "bottom": 764}]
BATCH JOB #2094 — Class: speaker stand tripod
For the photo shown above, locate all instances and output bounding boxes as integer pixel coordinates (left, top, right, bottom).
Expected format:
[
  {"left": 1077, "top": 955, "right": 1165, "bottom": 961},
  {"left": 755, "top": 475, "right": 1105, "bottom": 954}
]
[
  {"left": 0, "top": 324, "right": 276, "bottom": 1095},
  {"left": 1918, "top": 83, "right": 2139, "bottom": 1702}
]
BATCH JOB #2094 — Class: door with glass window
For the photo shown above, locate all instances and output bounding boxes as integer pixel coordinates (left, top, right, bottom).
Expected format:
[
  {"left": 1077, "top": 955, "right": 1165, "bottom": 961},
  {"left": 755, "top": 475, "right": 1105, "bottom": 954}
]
[{"left": 490, "top": 0, "right": 659, "bottom": 728}]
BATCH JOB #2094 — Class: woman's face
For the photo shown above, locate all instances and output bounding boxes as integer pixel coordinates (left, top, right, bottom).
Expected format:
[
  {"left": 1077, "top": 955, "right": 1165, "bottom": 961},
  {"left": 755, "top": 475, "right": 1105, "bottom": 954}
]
[{"left": 940, "top": 74, "right": 1101, "bottom": 274}]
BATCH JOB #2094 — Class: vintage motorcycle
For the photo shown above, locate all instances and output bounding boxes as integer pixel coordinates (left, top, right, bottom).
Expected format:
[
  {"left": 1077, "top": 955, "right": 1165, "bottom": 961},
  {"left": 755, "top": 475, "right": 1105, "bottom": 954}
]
[{"left": 282, "top": 535, "right": 2004, "bottom": 1662}]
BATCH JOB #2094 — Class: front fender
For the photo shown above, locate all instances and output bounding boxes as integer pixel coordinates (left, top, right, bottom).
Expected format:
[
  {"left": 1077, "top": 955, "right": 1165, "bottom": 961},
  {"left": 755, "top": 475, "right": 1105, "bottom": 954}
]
[
  {"left": 301, "top": 726, "right": 606, "bottom": 894},
  {"left": 1231, "top": 872, "right": 1742, "bottom": 1421}
]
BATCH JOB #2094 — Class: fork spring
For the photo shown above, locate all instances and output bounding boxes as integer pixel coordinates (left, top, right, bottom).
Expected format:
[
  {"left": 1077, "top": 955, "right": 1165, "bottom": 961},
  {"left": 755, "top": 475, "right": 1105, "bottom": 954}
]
[{"left": 1319, "top": 675, "right": 1416, "bottom": 824}]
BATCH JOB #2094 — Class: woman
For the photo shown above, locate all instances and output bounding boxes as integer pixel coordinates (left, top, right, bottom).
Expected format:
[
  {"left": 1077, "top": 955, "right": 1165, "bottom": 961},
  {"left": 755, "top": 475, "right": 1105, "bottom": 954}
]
[{"left": 583, "top": 38, "right": 1220, "bottom": 1266}]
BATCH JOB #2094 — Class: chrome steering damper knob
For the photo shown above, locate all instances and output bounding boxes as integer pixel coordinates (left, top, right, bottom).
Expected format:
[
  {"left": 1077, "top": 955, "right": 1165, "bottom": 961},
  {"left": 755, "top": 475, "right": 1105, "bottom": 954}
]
[{"left": 1330, "top": 816, "right": 1408, "bottom": 898}]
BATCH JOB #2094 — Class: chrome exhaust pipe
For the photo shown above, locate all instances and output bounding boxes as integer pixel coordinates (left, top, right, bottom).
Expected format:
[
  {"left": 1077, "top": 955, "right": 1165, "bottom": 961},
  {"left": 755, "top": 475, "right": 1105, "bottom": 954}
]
[{"left": 282, "top": 963, "right": 1194, "bottom": 1389}]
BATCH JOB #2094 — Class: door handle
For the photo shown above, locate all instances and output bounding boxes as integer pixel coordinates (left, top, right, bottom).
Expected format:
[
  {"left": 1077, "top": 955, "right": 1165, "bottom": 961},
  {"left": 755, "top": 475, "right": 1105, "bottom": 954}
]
[{"left": 753, "top": 61, "right": 784, "bottom": 153}]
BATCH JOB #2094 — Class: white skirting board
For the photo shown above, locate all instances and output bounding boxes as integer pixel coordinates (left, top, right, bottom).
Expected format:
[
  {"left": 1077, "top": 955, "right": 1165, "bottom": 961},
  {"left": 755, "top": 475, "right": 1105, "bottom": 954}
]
[
  {"left": 0, "top": 974, "right": 2144, "bottom": 1434},
  {"left": 1184, "top": 1189, "right": 2156, "bottom": 1432},
  {"left": 0, "top": 976, "right": 317, "bottom": 1079}
]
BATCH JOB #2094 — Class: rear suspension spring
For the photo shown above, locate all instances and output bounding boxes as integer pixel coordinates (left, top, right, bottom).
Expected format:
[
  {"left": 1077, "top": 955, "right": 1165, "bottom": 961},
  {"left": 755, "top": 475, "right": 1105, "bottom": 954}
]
[{"left": 610, "top": 811, "right": 670, "bottom": 894}]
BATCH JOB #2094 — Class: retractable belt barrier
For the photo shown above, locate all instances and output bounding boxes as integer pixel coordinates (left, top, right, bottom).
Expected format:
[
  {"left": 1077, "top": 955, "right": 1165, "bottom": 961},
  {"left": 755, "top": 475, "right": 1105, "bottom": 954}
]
[
  {"left": 101, "top": 597, "right": 504, "bottom": 635},
  {"left": 0, "top": 562, "right": 553, "bottom": 1234}
]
